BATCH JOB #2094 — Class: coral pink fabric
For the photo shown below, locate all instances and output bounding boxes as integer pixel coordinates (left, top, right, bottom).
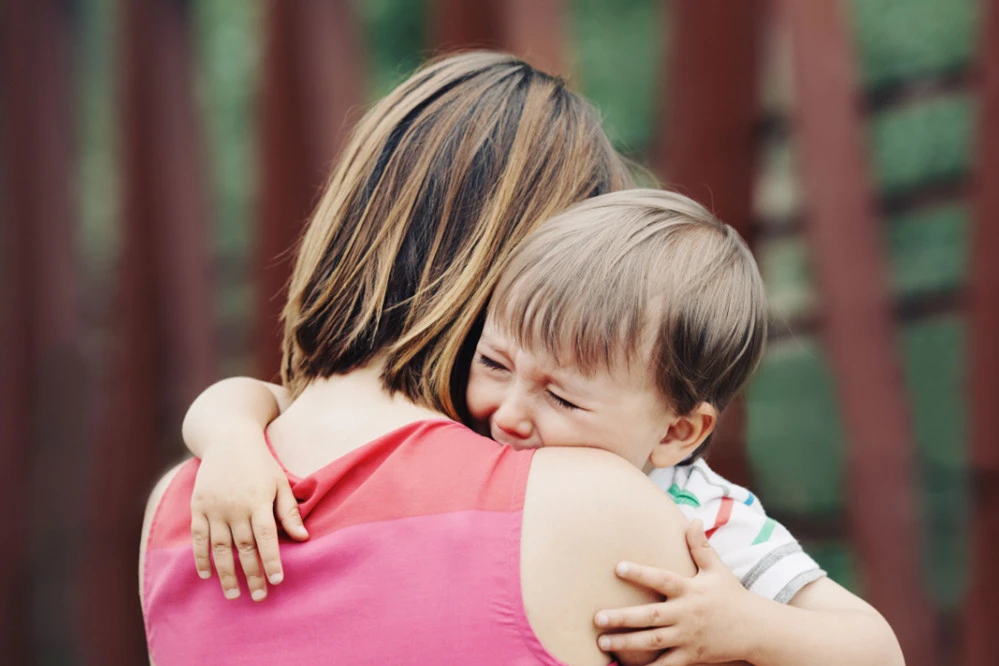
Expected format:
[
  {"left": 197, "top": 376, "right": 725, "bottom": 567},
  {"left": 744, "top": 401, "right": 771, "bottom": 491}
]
[{"left": 143, "top": 420, "right": 590, "bottom": 665}]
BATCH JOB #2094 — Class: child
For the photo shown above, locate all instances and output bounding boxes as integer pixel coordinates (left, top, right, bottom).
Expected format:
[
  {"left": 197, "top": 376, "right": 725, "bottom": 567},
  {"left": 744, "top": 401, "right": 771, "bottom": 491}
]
[{"left": 184, "top": 190, "right": 901, "bottom": 665}]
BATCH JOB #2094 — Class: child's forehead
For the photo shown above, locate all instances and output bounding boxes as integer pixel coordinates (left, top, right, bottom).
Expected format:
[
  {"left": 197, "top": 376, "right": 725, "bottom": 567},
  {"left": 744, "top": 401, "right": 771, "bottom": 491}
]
[{"left": 478, "top": 317, "right": 656, "bottom": 387}]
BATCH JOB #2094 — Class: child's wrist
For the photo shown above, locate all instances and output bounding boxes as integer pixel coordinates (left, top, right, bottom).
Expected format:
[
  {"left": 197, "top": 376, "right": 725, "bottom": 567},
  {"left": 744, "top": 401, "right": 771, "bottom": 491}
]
[{"left": 197, "top": 422, "right": 269, "bottom": 458}]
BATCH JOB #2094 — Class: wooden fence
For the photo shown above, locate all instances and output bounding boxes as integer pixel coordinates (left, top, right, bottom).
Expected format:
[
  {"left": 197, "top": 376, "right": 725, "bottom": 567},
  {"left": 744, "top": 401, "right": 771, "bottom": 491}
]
[{"left": 0, "top": 1, "right": 994, "bottom": 664}]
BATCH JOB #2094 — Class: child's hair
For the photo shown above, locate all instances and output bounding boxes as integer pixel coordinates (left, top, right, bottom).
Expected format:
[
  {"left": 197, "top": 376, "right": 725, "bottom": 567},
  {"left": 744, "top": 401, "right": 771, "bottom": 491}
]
[
  {"left": 281, "top": 51, "right": 633, "bottom": 416},
  {"left": 489, "top": 189, "right": 768, "bottom": 461}
]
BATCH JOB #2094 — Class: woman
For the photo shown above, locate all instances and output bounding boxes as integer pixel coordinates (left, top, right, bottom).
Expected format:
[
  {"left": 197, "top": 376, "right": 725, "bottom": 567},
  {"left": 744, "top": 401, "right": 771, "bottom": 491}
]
[{"left": 140, "top": 52, "right": 696, "bottom": 665}]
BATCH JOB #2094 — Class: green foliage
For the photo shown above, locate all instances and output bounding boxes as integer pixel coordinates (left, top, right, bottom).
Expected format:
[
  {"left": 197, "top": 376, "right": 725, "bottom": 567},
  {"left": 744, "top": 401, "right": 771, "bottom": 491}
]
[
  {"left": 357, "top": 0, "right": 427, "bottom": 99},
  {"left": 869, "top": 94, "right": 973, "bottom": 196},
  {"left": 849, "top": 0, "right": 978, "bottom": 89},
  {"left": 747, "top": 338, "right": 847, "bottom": 516},
  {"left": 901, "top": 318, "right": 968, "bottom": 609},
  {"left": 887, "top": 203, "right": 968, "bottom": 298},
  {"left": 570, "top": 0, "right": 663, "bottom": 154},
  {"left": 758, "top": 236, "right": 815, "bottom": 321}
]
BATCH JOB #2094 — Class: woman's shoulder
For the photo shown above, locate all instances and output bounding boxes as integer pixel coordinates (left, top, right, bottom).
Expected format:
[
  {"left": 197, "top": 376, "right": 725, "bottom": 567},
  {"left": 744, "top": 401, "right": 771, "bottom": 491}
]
[
  {"left": 525, "top": 447, "right": 691, "bottom": 553},
  {"left": 520, "top": 448, "right": 695, "bottom": 664}
]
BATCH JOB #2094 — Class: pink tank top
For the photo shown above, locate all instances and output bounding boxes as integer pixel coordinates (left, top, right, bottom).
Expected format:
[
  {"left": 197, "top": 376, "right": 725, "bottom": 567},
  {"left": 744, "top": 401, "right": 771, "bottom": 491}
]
[{"left": 143, "top": 420, "right": 599, "bottom": 665}]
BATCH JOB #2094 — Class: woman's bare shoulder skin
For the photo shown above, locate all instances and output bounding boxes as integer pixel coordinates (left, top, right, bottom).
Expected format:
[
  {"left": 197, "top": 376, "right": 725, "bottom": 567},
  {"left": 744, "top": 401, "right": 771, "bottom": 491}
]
[{"left": 521, "top": 447, "right": 695, "bottom": 666}]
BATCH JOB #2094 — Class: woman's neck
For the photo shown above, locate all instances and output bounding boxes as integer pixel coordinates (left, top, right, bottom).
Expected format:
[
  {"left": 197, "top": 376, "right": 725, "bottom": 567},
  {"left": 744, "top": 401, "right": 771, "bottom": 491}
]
[{"left": 266, "top": 361, "right": 450, "bottom": 476}]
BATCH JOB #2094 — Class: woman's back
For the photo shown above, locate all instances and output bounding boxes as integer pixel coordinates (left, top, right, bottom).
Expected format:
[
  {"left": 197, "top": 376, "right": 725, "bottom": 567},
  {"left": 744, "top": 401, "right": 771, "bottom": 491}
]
[{"left": 143, "top": 420, "right": 569, "bottom": 665}]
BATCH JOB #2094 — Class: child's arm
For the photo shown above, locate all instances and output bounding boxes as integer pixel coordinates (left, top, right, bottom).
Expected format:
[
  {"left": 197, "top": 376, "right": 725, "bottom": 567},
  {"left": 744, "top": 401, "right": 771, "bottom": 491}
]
[
  {"left": 595, "top": 521, "right": 903, "bottom": 666},
  {"left": 183, "top": 378, "right": 309, "bottom": 602}
]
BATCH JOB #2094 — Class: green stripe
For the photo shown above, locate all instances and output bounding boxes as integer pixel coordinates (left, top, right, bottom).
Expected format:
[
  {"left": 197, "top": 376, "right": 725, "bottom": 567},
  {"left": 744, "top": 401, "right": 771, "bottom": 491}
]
[
  {"left": 752, "top": 518, "right": 778, "bottom": 545},
  {"left": 667, "top": 484, "right": 701, "bottom": 508}
]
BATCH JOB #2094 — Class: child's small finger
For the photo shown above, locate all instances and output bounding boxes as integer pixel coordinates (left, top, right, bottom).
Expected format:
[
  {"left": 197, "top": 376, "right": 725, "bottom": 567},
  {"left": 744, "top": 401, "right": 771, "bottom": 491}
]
[
  {"left": 276, "top": 483, "right": 308, "bottom": 541},
  {"left": 595, "top": 603, "right": 676, "bottom": 630},
  {"left": 597, "top": 627, "right": 679, "bottom": 653},
  {"left": 209, "top": 520, "right": 240, "bottom": 600},
  {"left": 232, "top": 520, "right": 267, "bottom": 601},
  {"left": 614, "top": 561, "right": 688, "bottom": 597},
  {"left": 190, "top": 512, "right": 212, "bottom": 579},
  {"left": 251, "top": 508, "right": 284, "bottom": 585}
]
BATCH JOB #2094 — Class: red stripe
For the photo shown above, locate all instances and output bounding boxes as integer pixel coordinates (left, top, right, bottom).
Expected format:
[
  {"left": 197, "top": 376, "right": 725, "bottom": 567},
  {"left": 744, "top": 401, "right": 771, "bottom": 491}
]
[{"left": 705, "top": 497, "right": 734, "bottom": 539}]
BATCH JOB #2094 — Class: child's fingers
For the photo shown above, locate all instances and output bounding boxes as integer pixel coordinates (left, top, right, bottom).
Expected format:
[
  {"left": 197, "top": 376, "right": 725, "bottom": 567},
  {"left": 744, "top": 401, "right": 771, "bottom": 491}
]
[
  {"left": 652, "top": 648, "right": 694, "bottom": 666},
  {"left": 251, "top": 508, "right": 284, "bottom": 586},
  {"left": 231, "top": 519, "right": 268, "bottom": 601},
  {"left": 191, "top": 512, "right": 212, "bottom": 579},
  {"left": 614, "top": 561, "right": 688, "bottom": 597},
  {"left": 598, "top": 626, "right": 680, "bottom": 654},
  {"left": 685, "top": 519, "right": 723, "bottom": 572},
  {"left": 594, "top": 602, "right": 677, "bottom": 630},
  {"left": 209, "top": 519, "right": 240, "bottom": 600},
  {"left": 275, "top": 480, "right": 308, "bottom": 541}
]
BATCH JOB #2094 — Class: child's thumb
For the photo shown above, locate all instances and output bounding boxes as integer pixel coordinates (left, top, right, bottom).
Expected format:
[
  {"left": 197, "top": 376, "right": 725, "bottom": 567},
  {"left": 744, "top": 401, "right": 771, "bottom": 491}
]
[
  {"left": 686, "top": 519, "right": 721, "bottom": 571},
  {"left": 276, "top": 481, "right": 309, "bottom": 541}
]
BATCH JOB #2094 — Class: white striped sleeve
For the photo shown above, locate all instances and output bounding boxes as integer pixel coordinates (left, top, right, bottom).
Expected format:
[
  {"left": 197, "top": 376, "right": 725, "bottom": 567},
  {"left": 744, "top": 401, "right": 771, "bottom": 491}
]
[{"left": 648, "top": 460, "right": 825, "bottom": 603}]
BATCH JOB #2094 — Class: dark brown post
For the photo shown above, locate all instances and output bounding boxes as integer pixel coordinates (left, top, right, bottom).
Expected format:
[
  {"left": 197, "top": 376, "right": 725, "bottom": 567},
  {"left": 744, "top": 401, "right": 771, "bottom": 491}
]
[
  {"left": 500, "top": 0, "right": 566, "bottom": 76},
  {"left": 430, "top": 0, "right": 503, "bottom": 52},
  {"left": 78, "top": 0, "right": 215, "bottom": 662},
  {"left": 0, "top": 1, "right": 80, "bottom": 664},
  {"left": 430, "top": 0, "right": 565, "bottom": 76},
  {"left": 254, "top": 0, "right": 364, "bottom": 380},
  {"left": 654, "top": 0, "right": 767, "bottom": 486},
  {"left": 778, "top": 1, "right": 936, "bottom": 663},
  {"left": 964, "top": 0, "right": 999, "bottom": 663}
]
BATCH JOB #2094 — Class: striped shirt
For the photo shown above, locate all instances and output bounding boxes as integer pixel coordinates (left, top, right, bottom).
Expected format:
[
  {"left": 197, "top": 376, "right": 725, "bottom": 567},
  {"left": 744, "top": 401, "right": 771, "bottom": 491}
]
[{"left": 648, "top": 459, "right": 825, "bottom": 603}]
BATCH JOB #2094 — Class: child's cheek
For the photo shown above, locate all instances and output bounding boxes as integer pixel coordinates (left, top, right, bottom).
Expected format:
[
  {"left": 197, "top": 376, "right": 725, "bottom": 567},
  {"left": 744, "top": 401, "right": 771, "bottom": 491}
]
[{"left": 464, "top": 379, "right": 493, "bottom": 436}]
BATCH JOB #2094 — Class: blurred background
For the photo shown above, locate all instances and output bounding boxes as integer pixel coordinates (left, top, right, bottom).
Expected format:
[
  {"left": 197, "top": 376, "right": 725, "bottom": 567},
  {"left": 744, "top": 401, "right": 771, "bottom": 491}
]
[{"left": 1, "top": 0, "right": 996, "bottom": 664}]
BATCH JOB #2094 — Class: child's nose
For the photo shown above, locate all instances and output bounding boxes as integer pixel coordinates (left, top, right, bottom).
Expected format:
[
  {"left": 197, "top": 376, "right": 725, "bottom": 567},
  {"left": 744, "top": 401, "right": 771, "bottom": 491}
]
[{"left": 494, "top": 396, "right": 532, "bottom": 438}]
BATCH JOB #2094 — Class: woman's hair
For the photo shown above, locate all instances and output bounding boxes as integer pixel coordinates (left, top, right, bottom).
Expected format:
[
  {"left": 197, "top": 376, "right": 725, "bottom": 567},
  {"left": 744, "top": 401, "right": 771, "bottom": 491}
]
[
  {"left": 281, "top": 51, "right": 633, "bottom": 417},
  {"left": 488, "top": 189, "right": 768, "bottom": 460}
]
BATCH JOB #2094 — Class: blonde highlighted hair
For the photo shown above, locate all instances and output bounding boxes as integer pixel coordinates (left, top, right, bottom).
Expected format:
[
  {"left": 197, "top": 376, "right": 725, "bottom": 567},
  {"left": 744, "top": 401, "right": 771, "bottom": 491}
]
[
  {"left": 281, "top": 51, "right": 632, "bottom": 416},
  {"left": 489, "top": 189, "right": 768, "bottom": 457}
]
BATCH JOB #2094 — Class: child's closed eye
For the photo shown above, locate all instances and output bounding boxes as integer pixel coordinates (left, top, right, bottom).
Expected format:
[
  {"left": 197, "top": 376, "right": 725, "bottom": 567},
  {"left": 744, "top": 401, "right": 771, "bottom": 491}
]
[
  {"left": 546, "top": 391, "right": 580, "bottom": 411},
  {"left": 476, "top": 353, "right": 508, "bottom": 372}
]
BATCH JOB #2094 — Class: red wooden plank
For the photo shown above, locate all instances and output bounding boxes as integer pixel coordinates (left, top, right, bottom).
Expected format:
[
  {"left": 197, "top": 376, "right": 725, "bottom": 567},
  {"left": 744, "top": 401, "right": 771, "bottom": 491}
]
[
  {"left": 78, "top": 0, "right": 214, "bottom": 662},
  {"left": 254, "top": 0, "right": 364, "bottom": 380},
  {"left": 499, "top": 0, "right": 566, "bottom": 76},
  {"left": 777, "top": 1, "right": 936, "bottom": 663},
  {"left": 430, "top": 0, "right": 503, "bottom": 52},
  {"left": 430, "top": 0, "right": 565, "bottom": 76},
  {"left": 0, "top": 1, "right": 81, "bottom": 663},
  {"left": 964, "top": 0, "right": 999, "bottom": 663},
  {"left": 654, "top": 0, "right": 767, "bottom": 486}
]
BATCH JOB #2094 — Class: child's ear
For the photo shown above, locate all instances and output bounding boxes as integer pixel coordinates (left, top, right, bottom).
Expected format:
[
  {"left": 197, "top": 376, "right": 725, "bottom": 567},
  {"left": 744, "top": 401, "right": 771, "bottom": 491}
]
[{"left": 649, "top": 402, "right": 718, "bottom": 469}]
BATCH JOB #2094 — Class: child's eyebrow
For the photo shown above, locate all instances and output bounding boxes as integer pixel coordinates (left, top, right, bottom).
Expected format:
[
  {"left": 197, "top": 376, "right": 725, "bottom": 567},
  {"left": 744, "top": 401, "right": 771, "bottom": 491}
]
[
  {"left": 546, "top": 367, "right": 598, "bottom": 398},
  {"left": 476, "top": 335, "right": 512, "bottom": 359}
]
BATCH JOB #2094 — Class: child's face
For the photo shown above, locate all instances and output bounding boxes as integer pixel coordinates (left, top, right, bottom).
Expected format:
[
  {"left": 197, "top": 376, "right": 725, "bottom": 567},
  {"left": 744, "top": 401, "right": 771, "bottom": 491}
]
[{"left": 465, "top": 320, "right": 674, "bottom": 471}]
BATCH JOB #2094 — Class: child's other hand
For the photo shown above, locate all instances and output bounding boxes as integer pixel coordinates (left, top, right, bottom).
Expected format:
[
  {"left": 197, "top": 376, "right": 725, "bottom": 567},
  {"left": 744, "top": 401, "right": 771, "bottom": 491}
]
[
  {"left": 190, "top": 434, "right": 309, "bottom": 602},
  {"left": 594, "top": 520, "right": 758, "bottom": 665}
]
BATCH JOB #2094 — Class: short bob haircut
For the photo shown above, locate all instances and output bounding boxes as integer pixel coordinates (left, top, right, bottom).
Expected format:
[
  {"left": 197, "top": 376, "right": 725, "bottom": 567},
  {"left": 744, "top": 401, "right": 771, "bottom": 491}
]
[
  {"left": 281, "top": 51, "right": 633, "bottom": 417},
  {"left": 489, "top": 189, "right": 768, "bottom": 460}
]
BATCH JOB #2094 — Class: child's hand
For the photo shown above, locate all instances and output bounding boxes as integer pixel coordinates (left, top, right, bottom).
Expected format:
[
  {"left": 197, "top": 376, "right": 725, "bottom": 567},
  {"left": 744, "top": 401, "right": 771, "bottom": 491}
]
[
  {"left": 594, "top": 520, "right": 759, "bottom": 665},
  {"left": 190, "top": 434, "right": 309, "bottom": 602}
]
